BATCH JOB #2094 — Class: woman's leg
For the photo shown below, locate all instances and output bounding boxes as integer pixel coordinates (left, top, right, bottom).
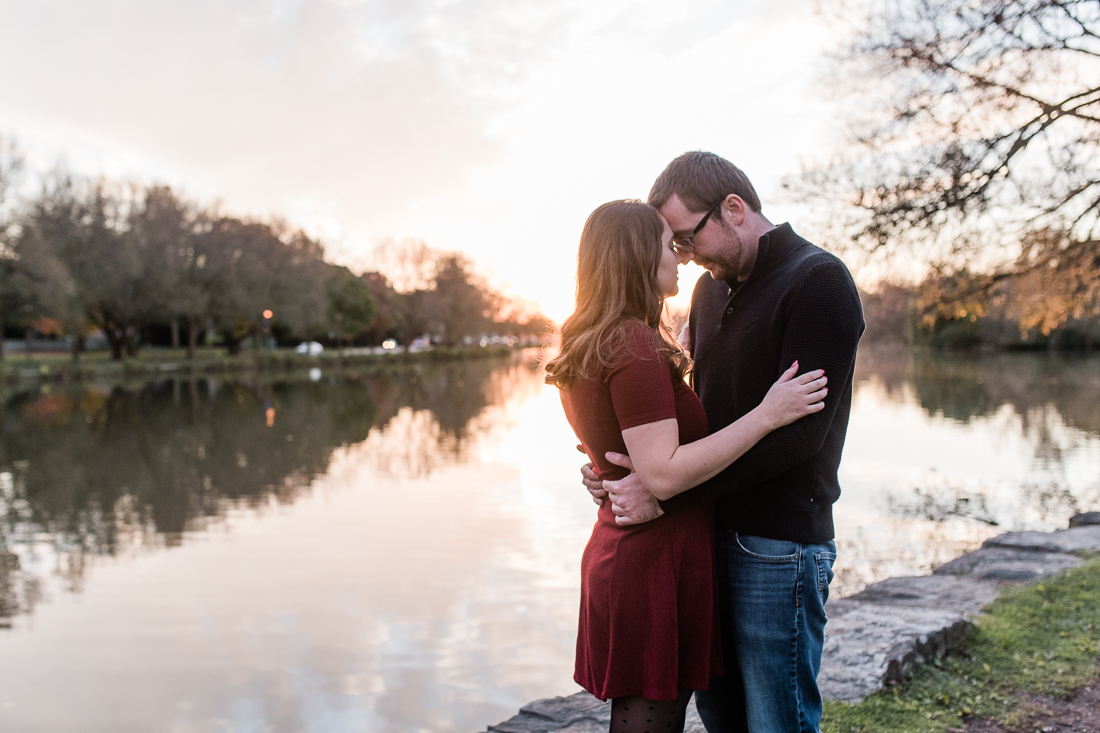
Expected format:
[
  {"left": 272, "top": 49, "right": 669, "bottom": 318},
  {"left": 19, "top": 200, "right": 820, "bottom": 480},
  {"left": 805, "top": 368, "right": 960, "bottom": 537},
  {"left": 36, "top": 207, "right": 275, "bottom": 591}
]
[{"left": 609, "top": 689, "right": 693, "bottom": 733}]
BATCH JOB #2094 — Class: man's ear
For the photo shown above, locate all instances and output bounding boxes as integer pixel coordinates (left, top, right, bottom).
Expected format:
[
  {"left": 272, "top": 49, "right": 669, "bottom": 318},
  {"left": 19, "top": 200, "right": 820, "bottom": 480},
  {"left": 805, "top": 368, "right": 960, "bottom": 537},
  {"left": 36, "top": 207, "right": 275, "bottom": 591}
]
[{"left": 722, "top": 194, "right": 748, "bottom": 226}]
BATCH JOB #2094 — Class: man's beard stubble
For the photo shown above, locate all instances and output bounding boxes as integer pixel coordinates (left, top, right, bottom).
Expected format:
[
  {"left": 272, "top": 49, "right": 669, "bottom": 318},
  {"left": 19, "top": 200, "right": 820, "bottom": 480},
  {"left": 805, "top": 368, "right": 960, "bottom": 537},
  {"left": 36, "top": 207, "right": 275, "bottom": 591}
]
[{"left": 696, "top": 223, "right": 744, "bottom": 284}]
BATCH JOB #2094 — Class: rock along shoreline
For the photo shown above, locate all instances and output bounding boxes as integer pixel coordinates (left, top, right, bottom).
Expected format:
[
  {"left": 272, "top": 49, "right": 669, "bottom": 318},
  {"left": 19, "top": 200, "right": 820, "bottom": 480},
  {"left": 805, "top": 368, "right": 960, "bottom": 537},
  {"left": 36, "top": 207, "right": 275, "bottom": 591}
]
[{"left": 482, "top": 511, "right": 1100, "bottom": 733}]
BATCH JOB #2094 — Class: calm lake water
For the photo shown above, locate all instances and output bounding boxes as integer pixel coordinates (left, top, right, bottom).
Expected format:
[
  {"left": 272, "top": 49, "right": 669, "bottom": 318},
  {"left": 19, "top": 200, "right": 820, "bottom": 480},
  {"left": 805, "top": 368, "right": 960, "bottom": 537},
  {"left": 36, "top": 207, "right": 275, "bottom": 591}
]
[{"left": 1, "top": 348, "right": 1098, "bottom": 732}]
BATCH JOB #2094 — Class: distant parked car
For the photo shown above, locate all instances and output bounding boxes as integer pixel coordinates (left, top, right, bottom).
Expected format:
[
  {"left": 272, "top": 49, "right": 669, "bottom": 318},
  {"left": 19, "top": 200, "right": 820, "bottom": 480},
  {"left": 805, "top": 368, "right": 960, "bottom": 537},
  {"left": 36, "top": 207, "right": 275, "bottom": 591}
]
[{"left": 295, "top": 341, "right": 324, "bottom": 356}]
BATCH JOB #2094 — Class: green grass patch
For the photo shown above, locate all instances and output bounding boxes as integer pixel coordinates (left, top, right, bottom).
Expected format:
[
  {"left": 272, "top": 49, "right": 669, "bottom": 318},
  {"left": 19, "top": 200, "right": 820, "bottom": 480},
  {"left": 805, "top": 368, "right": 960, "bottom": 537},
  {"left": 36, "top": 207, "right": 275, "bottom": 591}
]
[{"left": 822, "top": 559, "right": 1100, "bottom": 733}]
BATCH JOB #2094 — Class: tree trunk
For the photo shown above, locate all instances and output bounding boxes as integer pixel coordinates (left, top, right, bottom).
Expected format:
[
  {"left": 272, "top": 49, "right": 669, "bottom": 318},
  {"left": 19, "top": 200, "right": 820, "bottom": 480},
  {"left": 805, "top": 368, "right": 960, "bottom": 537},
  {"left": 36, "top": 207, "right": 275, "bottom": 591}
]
[
  {"left": 170, "top": 318, "right": 180, "bottom": 349},
  {"left": 124, "top": 326, "right": 140, "bottom": 358},
  {"left": 106, "top": 327, "right": 125, "bottom": 361},
  {"left": 71, "top": 334, "right": 80, "bottom": 365},
  {"left": 24, "top": 326, "right": 31, "bottom": 360}
]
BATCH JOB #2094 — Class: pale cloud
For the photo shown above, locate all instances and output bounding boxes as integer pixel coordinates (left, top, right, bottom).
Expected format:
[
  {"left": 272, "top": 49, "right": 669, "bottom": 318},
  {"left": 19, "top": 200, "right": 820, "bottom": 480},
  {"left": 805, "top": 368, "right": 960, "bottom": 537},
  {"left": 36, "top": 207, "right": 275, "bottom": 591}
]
[
  {"left": 0, "top": 0, "right": 835, "bottom": 320},
  {"left": 0, "top": 0, "right": 571, "bottom": 213},
  {"left": 388, "top": 0, "right": 835, "bottom": 318}
]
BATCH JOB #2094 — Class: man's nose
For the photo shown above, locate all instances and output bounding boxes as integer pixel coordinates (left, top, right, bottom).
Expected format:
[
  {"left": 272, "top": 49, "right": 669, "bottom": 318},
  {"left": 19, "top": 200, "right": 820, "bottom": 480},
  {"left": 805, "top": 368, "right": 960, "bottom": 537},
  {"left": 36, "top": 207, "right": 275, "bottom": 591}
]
[{"left": 676, "top": 250, "right": 694, "bottom": 265}]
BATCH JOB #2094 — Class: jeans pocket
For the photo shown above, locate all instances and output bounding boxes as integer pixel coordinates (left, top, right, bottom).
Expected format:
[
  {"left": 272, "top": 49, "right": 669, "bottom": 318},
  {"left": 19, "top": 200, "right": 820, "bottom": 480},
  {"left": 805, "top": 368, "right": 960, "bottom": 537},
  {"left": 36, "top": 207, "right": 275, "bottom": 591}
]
[
  {"left": 815, "top": 551, "right": 836, "bottom": 597},
  {"left": 733, "top": 533, "right": 800, "bottom": 562}
]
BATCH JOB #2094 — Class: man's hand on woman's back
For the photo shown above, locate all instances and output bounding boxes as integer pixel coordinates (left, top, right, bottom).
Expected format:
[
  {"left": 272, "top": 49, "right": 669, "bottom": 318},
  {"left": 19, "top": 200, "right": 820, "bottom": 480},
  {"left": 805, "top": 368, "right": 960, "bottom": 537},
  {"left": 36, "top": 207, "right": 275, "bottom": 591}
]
[
  {"left": 580, "top": 457, "right": 608, "bottom": 506},
  {"left": 580, "top": 453, "right": 664, "bottom": 525}
]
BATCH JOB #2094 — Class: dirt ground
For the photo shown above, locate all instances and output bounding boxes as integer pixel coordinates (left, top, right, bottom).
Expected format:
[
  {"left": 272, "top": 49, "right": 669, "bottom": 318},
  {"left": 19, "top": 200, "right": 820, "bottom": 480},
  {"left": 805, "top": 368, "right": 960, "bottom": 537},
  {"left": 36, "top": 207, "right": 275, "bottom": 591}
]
[{"left": 961, "top": 679, "right": 1100, "bottom": 733}]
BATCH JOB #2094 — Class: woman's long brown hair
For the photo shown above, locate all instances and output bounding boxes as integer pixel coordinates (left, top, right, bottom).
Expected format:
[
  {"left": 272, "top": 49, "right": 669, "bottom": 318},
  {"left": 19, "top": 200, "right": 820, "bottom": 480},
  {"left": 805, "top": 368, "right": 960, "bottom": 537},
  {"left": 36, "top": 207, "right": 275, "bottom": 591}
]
[{"left": 544, "top": 200, "right": 690, "bottom": 388}]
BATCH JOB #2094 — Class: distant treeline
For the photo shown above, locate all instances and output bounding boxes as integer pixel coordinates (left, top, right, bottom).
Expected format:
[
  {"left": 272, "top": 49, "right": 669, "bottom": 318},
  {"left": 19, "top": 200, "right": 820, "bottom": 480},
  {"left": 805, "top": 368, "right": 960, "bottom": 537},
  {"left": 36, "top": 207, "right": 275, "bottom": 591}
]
[
  {"left": 861, "top": 271, "right": 1100, "bottom": 351},
  {"left": 0, "top": 174, "right": 550, "bottom": 361}
]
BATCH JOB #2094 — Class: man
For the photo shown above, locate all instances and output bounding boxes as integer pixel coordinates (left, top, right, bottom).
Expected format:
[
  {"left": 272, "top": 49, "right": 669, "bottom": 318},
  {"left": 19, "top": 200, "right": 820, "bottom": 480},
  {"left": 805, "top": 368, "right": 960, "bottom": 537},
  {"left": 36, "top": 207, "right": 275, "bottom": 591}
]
[{"left": 581, "top": 151, "right": 864, "bottom": 733}]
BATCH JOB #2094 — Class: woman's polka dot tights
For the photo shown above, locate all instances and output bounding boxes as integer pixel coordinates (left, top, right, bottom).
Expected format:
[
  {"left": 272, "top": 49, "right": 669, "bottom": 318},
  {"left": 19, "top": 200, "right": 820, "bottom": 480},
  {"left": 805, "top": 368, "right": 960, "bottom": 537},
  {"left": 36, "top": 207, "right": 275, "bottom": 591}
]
[{"left": 609, "top": 690, "right": 693, "bottom": 733}]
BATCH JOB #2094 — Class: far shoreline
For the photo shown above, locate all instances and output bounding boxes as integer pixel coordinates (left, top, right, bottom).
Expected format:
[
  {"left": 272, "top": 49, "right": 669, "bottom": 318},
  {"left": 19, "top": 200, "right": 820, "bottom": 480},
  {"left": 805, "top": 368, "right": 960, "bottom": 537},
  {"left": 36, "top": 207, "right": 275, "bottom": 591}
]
[{"left": 0, "top": 343, "right": 540, "bottom": 387}]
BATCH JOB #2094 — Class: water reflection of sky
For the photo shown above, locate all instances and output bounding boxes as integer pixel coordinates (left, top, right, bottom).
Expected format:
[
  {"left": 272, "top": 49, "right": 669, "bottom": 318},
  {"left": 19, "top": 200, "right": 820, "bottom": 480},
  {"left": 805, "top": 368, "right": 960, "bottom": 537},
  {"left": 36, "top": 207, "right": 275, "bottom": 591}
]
[
  {"left": 1, "top": 349, "right": 1098, "bottom": 732},
  {"left": 835, "top": 348, "right": 1100, "bottom": 594},
  {"left": 0, "top": 359, "right": 593, "bottom": 732}
]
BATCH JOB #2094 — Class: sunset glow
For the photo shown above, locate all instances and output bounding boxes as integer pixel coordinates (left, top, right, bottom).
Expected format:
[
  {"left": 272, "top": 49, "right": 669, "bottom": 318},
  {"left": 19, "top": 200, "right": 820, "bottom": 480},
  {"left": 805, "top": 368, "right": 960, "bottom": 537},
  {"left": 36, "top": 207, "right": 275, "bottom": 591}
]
[{"left": 0, "top": 0, "right": 838, "bottom": 322}]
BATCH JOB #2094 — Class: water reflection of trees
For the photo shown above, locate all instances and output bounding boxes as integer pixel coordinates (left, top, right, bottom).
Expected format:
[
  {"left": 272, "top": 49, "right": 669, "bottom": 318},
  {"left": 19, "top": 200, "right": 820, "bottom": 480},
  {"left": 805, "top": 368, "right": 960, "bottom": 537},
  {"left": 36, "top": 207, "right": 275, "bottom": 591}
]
[
  {"left": 885, "top": 481, "right": 1000, "bottom": 527},
  {"left": 854, "top": 347, "right": 1100, "bottom": 558},
  {"left": 856, "top": 346, "right": 1100, "bottom": 440},
  {"left": 0, "top": 354, "right": 544, "bottom": 623},
  {"left": 361, "top": 357, "right": 545, "bottom": 476},
  {"left": 833, "top": 517, "right": 998, "bottom": 598},
  {"left": 1018, "top": 480, "right": 1100, "bottom": 528},
  {"left": 361, "top": 359, "right": 544, "bottom": 479}
]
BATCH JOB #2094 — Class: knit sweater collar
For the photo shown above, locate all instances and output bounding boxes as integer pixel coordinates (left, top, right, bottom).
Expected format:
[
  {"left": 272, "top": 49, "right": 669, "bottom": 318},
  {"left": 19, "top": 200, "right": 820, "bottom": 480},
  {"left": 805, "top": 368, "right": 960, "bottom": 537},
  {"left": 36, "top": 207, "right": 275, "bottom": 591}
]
[{"left": 725, "top": 222, "right": 800, "bottom": 289}]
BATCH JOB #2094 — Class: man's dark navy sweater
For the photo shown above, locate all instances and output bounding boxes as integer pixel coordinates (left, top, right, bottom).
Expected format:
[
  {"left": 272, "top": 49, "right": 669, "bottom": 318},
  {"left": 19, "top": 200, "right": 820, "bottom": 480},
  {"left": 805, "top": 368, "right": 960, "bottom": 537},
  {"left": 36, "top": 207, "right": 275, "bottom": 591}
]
[{"left": 659, "top": 223, "right": 864, "bottom": 544}]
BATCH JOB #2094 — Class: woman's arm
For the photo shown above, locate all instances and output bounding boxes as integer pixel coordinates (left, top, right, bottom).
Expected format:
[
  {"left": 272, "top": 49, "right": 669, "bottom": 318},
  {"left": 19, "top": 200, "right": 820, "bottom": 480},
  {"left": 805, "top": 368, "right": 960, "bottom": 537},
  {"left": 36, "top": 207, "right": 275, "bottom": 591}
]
[{"left": 620, "top": 363, "right": 826, "bottom": 501}]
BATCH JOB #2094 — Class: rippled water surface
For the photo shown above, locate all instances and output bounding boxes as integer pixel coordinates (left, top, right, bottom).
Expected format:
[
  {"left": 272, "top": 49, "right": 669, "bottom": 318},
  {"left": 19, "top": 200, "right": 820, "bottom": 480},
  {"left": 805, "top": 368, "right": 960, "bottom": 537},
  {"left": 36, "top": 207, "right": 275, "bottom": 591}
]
[{"left": 1, "top": 348, "right": 1098, "bottom": 732}]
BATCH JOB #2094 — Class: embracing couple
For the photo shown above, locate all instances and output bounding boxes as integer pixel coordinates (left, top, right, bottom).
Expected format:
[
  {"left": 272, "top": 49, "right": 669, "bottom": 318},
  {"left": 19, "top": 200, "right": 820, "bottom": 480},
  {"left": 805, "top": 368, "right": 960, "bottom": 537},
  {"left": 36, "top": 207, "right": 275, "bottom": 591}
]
[{"left": 544, "top": 152, "right": 864, "bottom": 733}]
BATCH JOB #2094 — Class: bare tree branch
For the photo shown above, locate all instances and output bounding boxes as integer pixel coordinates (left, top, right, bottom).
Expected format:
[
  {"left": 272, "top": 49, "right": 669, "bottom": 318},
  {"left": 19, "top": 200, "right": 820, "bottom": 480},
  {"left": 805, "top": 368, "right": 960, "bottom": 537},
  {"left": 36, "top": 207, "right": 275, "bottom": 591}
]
[{"left": 796, "top": 0, "right": 1100, "bottom": 329}]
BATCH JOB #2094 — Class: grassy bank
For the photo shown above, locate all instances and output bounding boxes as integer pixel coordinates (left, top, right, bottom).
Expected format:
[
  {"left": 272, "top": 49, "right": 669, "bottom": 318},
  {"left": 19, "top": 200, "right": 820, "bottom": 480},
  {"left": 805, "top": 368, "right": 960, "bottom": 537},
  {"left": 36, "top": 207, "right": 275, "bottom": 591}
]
[
  {"left": 823, "top": 559, "right": 1100, "bottom": 733},
  {"left": 0, "top": 344, "right": 524, "bottom": 384}
]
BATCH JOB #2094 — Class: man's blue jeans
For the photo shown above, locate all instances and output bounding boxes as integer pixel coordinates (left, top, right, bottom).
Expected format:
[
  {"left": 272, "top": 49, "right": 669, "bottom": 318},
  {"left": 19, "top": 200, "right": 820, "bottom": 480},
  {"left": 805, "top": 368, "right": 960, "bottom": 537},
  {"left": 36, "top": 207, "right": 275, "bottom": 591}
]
[{"left": 694, "top": 532, "right": 837, "bottom": 733}]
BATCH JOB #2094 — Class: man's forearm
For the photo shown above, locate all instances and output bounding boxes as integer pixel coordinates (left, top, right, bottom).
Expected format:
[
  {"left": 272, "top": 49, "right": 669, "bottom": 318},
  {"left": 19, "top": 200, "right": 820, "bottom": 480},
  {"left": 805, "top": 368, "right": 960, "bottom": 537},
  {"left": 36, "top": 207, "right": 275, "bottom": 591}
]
[
  {"left": 661, "top": 298, "right": 862, "bottom": 510},
  {"left": 658, "top": 358, "right": 853, "bottom": 512}
]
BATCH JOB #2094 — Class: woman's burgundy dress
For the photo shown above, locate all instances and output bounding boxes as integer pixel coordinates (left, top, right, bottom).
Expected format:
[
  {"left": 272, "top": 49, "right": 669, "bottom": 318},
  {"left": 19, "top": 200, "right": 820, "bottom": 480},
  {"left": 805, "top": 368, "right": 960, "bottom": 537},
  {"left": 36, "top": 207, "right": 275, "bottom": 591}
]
[{"left": 559, "top": 323, "right": 720, "bottom": 702}]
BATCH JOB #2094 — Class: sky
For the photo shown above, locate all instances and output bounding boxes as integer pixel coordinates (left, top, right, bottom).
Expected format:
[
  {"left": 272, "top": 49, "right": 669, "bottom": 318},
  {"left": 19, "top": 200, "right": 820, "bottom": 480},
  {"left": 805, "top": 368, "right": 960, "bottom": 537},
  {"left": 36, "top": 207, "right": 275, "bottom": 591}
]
[{"left": 0, "top": 0, "right": 845, "bottom": 322}]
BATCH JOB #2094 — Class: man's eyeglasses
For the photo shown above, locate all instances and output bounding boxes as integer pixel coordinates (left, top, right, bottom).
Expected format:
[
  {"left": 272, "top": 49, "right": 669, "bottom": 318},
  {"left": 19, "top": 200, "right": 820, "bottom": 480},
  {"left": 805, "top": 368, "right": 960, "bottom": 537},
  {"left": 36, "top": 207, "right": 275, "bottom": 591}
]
[{"left": 671, "top": 201, "right": 721, "bottom": 254}]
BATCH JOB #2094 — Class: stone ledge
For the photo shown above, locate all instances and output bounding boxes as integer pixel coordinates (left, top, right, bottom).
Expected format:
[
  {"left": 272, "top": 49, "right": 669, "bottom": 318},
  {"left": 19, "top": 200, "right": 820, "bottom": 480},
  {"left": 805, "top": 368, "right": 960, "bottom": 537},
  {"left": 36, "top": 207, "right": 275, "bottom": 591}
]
[
  {"left": 487, "top": 692, "right": 705, "bottom": 733},
  {"left": 482, "top": 516, "right": 1100, "bottom": 731},
  {"left": 982, "top": 526, "right": 1100, "bottom": 555},
  {"left": 933, "top": 546, "right": 1084, "bottom": 581},
  {"left": 842, "top": 574, "right": 999, "bottom": 614},
  {"left": 816, "top": 524, "right": 1100, "bottom": 705},
  {"left": 1069, "top": 512, "right": 1100, "bottom": 528},
  {"left": 932, "top": 545, "right": 1078, "bottom": 581},
  {"left": 819, "top": 603, "right": 974, "bottom": 702}
]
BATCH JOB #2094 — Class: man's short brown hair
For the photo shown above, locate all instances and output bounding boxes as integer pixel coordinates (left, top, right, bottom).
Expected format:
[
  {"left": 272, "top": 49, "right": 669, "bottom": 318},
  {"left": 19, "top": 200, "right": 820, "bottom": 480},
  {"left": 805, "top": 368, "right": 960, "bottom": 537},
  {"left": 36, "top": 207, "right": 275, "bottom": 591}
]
[{"left": 647, "top": 151, "right": 761, "bottom": 214}]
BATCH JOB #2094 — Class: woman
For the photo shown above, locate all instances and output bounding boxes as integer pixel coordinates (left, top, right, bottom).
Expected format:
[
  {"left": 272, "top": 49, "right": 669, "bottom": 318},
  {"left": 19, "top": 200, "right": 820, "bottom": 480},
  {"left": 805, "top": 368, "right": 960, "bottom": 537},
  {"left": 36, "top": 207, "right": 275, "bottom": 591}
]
[{"left": 544, "top": 200, "right": 827, "bottom": 732}]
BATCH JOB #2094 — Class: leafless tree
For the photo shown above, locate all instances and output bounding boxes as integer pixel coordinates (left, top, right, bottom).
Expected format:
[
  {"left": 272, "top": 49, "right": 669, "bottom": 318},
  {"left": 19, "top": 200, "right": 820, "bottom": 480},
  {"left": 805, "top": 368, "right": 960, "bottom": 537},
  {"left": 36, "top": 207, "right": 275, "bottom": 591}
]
[
  {"left": 3, "top": 159, "right": 544, "bottom": 357},
  {"left": 797, "top": 0, "right": 1100, "bottom": 328},
  {"left": 431, "top": 252, "right": 498, "bottom": 346},
  {"left": 0, "top": 137, "right": 25, "bottom": 361},
  {"left": 15, "top": 177, "right": 156, "bottom": 360},
  {"left": 369, "top": 238, "right": 441, "bottom": 293},
  {"left": 128, "top": 186, "right": 211, "bottom": 358}
]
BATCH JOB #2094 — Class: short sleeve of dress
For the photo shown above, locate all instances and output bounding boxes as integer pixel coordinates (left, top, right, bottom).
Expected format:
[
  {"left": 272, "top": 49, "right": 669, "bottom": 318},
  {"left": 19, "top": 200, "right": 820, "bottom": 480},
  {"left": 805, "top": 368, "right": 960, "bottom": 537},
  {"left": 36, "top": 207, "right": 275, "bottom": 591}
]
[{"left": 607, "top": 323, "right": 678, "bottom": 431}]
